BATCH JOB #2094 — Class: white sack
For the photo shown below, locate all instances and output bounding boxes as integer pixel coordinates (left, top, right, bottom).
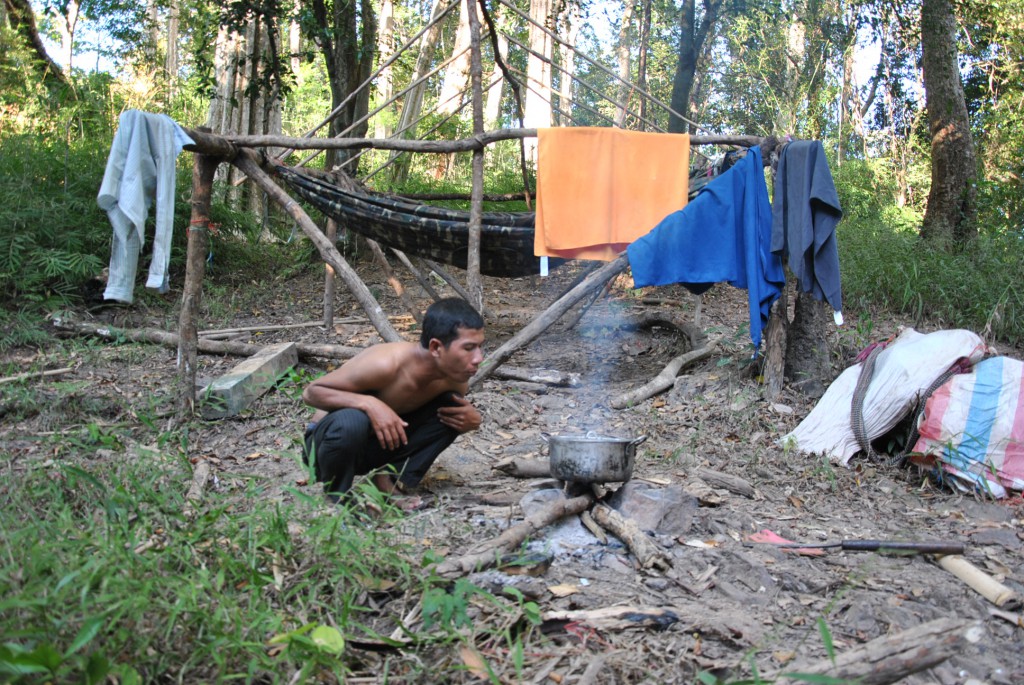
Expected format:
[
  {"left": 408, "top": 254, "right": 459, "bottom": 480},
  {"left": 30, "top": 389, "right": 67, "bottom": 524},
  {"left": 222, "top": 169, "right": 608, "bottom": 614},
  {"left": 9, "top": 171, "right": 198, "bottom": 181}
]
[{"left": 783, "top": 328, "right": 991, "bottom": 464}]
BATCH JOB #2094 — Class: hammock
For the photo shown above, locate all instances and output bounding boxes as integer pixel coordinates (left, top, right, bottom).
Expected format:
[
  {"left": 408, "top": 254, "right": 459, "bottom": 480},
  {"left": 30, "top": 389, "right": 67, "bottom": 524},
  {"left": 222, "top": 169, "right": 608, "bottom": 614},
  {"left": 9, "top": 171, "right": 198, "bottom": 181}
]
[{"left": 276, "top": 166, "right": 543, "bottom": 278}]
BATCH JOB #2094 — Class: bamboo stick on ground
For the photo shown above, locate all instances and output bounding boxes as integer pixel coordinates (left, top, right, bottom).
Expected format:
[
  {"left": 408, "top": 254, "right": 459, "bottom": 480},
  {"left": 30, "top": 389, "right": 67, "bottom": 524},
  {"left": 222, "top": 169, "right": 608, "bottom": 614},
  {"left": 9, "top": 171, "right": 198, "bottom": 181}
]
[{"left": 0, "top": 367, "right": 72, "bottom": 384}]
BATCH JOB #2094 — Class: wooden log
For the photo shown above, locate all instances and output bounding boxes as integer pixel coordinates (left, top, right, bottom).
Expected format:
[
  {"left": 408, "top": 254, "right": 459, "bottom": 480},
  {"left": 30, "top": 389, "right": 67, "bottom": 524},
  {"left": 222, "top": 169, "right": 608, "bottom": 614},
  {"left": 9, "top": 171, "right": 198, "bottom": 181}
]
[
  {"left": 0, "top": 367, "right": 72, "bottom": 384},
  {"left": 177, "top": 146, "right": 220, "bottom": 421},
  {"left": 434, "top": 493, "right": 594, "bottom": 578},
  {"left": 770, "top": 617, "right": 980, "bottom": 685},
  {"left": 199, "top": 321, "right": 347, "bottom": 337},
  {"left": 182, "top": 459, "right": 212, "bottom": 520},
  {"left": 591, "top": 503, "right": 671, "bottom": 571},
  {"left": 391, "top": 249, "right": 441, "bottom": 301},
  {"left": 231, "top": 149, "right": 401, "bottom": 343},
  {"left": 693, "top": 468, "right": 755, "bottom": 499},
  {"left": 366, "top": 238, "right": 423, "bottom": 325},
  {"left": 610, "top": 340, "right": 718, "bottom": 409},
  {"left": 183, "top": 126, "right": 768, "bottom": 155},
  {"left": 51, "top": 319, "right": 363, "bottom": 362},
  {"left": 491, "top": 366, "right": 579, "bottom": 387},
  {"left": 466, "top": 0, "right": 485, "bottom": 312},
  {"left": 762, "top": 289, "right": 788, "bottom": 400},
  {"left": 324, "top": 218, "right": 338, "bottom": 329},
  {"left": 493, "top": 456, "right": 551, "bottom": 478},
  {"left": 542, "top": 606, "right": 680, "bottom": 632},
  {"left": 470, "top": 254, "right": 630, "bottom": 387},
  {"left": 421, "top": 259, "right": 475, "bottom": 308}
]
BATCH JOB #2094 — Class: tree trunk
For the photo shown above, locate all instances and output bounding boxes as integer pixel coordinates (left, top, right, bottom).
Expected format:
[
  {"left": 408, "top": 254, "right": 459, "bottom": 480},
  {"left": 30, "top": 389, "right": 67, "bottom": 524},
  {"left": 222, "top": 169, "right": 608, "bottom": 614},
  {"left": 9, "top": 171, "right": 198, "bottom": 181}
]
[
  {"left": 556, "top": 4, "right": 579, "bottom": 126},
  {"left": 55, "top": 0, "right": 79, "bottom": 72},
  {"left": 524, "top": 0, "right": 554, "bottom": 164},
  {"left": 390, "top": 0, "right": 449, "bottom": 184},
  {"left": 315, "top": 0, "right": 377, "bottom": 175},
  {"left": 636, "top": 0, "right": 652, "bottom": 129},
  {"left": 437, "top": 0, "right": 472, "bottom": 117},
  {"left": 668, "top": 0, "right": 721, "bottom": 133},
  {"left": 374, "top": 0, "right": 396, "bottom": 138},
  {"left": 784, "top": 291, "right": 831, "bottom": 399},
  {"left": 3, "top": 0, "right": 70, "bottom": 88},
  {"left": 484, "top": 31, "right": 508, "bottom": 127},
  {"left": 166, "top": 0, "right": 180, "bottom": 98},
  {"left": 614, "top": 0, "right": 635, "bottom": 127},
  {"left": 776, "top": 0, "right": 806, "bottom": 135},
  {"left": 920, "top": 0, "right": 978, "bottom": 244}
]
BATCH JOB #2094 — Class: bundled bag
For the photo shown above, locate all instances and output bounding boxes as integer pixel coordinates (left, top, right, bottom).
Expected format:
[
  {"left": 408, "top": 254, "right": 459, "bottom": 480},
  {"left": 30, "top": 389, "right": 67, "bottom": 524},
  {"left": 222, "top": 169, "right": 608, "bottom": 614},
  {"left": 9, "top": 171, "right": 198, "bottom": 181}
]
[{"left": 910, "top": 355, "right": 1024, "bottom": 498}]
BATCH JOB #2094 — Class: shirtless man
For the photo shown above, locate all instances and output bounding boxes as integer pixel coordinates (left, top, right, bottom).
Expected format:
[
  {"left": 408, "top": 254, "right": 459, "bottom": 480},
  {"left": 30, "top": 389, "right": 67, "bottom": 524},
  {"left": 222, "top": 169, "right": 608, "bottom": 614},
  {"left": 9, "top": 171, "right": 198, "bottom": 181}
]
[{"left": 301, "top": 297, "right": 484, "bottom": 507}]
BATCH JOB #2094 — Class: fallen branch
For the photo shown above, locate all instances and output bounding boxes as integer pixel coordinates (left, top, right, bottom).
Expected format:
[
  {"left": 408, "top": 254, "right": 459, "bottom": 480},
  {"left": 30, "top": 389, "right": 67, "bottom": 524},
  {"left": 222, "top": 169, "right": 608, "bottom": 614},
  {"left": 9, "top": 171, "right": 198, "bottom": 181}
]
[
  {"left": 434, "top": 493, "right": 594, "bottom": 578},
  {"left": 491, "top": 367, "right": 579, "bottom": 387},
  {"left": 492, "top": 456, "right": 550, "bottom": 478},
  {"left": 54, "top": 319, "right": 586, "bottom": 390},
  {"left": 542, "top": 606, "right": 680, "bottom": 632},
  {"left": 471, "top": 254, "right": 630, "bottom": 387},
  {"left": 770, "top": 617, "right": 981, "bottom": 685},
  {"left": 610, "top": 340, "right": 718, "bottom": 409},
  {"left": 183, "top": 460, "right": 212, "bottom": 520},
  {"left": 693, "top": 468, "right": 755, "bottom": 499},
  {"left": 591, "top": 503, "right": 671, "bottom": 571},
  {"left": 199, "top": 320, "right": 357, "bottom": 336},
  {"left": 0, "top": 367, "right": 72, "bottom": 385},
  {"left": 52, "top": 318, "right": 363, "bottom": 362}
]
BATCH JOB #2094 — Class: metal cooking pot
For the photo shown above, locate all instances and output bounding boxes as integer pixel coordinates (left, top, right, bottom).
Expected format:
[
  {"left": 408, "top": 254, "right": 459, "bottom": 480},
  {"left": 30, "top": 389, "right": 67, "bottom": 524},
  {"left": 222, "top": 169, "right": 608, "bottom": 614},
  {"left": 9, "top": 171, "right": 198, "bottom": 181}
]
[{"left": 541, "top": 431, "right": 648, "bottom": 483}]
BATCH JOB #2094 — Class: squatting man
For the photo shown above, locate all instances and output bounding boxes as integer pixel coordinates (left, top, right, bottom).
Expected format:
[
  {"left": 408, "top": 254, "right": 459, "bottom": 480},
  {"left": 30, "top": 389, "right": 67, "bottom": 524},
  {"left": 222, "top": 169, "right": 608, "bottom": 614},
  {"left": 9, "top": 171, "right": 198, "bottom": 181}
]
[{"left": 301, "top": 297, "right": 485, "bottom": 509}]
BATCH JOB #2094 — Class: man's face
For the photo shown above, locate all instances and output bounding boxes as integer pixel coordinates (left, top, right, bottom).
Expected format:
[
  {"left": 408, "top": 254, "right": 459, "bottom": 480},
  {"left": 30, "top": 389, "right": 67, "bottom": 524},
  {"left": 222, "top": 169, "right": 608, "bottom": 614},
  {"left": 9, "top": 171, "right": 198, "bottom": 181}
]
[{"left": 433, "top": 327, "right": 485, "bottom": 381}]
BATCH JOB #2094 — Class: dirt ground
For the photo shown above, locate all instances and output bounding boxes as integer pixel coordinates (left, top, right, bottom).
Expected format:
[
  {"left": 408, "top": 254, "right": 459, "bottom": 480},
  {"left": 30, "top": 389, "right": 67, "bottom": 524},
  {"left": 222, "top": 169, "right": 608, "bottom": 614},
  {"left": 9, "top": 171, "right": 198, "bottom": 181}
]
[{"left": 6, "top": 258, "right": 1024, "bottom": 683}]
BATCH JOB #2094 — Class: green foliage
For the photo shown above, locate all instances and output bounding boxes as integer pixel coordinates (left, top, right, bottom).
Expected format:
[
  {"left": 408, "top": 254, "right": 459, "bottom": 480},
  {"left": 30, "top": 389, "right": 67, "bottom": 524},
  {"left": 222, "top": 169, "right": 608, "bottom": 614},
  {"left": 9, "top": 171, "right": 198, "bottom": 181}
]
[{"left": 836, "top": 159, "right": 1024, "bottom": 346}]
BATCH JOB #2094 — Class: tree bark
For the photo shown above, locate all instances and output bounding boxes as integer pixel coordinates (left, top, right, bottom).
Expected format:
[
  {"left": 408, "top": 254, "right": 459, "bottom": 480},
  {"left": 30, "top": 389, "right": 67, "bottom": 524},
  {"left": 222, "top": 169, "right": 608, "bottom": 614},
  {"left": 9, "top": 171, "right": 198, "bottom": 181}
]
[
  {"left": 3, "top": 0, "right": 70, "bottom": 88},
  {"left": 668, "top": 0, "right": 721, "bottom": 133},
  {"left": 437, "top": 0, "right": 473, "bottom": 116},
  {"left": 313, "top": 0, "right": 377, "bottom": 174},
  {"left": 523, "top": 0, "right": 554, "bottom": 164},
  {"left": 467, "top": 0, "right": 485, "bottom": 311},
  {"left": 374, "top": 0, "right": 396, "bottom": 138},
  {"left": 614, "top": 0, "right": 635, "bottom": 127},
  {"left": 920, "top": 0, "right": 978, "bottom": 244},
  {"left": 784, "top": 291, "right": 832, "bottom": 398},
  {"left": 177, "top": 149, "right": 220, "bottom": 421},
  {"left": 389, "top": 0, "right": 450, "bottom": 184}
]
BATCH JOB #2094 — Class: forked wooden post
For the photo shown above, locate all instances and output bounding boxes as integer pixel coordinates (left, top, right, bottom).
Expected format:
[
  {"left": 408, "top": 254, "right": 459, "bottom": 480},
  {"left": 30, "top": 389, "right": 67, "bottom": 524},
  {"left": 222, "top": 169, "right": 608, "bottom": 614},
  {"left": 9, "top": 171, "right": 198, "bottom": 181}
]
[{"left": 176, "top": 139, "right": 221, "bottom": 421}]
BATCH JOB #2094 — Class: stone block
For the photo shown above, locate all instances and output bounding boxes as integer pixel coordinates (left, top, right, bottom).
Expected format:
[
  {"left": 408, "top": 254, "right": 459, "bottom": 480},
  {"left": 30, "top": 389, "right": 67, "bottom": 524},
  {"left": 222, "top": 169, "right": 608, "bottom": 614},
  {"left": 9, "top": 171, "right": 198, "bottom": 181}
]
[{"left": 199, "top": 342, "right": 298, "bottom": 419}]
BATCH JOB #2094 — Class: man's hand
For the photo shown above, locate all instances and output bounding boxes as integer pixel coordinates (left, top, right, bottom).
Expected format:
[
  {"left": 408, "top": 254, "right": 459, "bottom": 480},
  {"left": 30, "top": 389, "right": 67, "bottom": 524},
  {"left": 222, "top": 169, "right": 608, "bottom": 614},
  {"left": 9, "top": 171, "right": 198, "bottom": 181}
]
[
  {"left": 364, "top": 396, "right": 409, "bottom": 450},
  {"left": 438, "top": 394, "right": 481, "bottom": 434}
]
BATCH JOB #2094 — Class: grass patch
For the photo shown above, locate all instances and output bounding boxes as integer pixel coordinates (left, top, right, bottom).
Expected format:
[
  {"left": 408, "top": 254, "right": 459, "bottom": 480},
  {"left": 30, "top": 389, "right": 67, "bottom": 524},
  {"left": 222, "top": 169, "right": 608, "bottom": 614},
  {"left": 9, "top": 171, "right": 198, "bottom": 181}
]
[{"left": 0, "top": 445, "right": 544, "bottom": 682}]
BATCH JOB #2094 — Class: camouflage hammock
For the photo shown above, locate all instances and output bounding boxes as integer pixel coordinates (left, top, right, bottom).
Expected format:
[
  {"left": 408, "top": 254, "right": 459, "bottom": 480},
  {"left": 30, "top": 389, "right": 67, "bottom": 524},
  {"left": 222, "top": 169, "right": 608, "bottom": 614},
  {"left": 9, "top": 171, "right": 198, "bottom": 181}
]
[{"left": 275, "top": 166, "right": 543, "bottom": 278}]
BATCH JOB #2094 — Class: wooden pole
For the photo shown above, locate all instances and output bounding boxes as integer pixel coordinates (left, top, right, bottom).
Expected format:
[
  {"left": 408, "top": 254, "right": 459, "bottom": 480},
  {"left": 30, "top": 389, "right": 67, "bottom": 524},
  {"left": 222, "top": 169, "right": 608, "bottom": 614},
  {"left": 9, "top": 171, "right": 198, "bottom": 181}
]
[
  {"left": 392, "top": 249, "right": 442, "bottom": 301},
  {"left": 324, "top": 218, "right": 338, "bottom": 329},
  {"left": 466, "top": 0, "right": 485, "bottom": 311},
  {"left": 231, "top": 149, "right": 401, "bottom": 343},
  {"left": 469, "top": 254, "right": 630, "bottom": 387},
  {"left": 176, "top": 142, "right": 220, "bottom": 422}
]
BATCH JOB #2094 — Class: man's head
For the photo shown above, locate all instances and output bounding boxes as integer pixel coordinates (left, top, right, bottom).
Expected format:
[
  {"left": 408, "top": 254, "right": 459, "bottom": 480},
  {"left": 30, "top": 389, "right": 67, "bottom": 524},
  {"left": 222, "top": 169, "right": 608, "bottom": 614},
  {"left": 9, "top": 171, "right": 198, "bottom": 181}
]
[{"left": 420, "top": 297, "right": 484, "bottom": 349}]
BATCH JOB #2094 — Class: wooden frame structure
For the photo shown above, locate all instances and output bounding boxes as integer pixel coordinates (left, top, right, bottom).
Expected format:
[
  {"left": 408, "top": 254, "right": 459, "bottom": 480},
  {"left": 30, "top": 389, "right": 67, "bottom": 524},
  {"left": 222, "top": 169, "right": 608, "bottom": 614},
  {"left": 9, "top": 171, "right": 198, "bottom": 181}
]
[{"left": 172, "top": 0, "right": 786, "bottom": 419}]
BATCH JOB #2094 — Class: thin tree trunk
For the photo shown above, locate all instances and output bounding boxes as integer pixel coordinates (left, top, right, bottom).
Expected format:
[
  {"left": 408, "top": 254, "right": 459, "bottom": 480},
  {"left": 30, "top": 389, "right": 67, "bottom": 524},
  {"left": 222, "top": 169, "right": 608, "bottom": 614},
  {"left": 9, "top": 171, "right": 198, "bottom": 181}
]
[
  {"left": 556, "top": 4, "right": 579, "bottom": 125},
  {"left": 484, "top": 32, "right": 507, "bottom": 127},
  {"left": 920, "top": 0, "right": 978, "bottom": 244},
  {"left": 166, "top": 0, "right": 180, "bottom": 98},
  {"left": 374, "top": 0, "right": 396, "bottom": 138},
  {"left": 636, "top": 0, "right": 652, "bottom": 129},
  {"left": 390, "top": 0, "right": 449, "bottom": 184},
  {"left": 668, "top": 0, "right": 721, "bottom": 133},
  {"left": 524, "top": 0, "right": 554, "bottom": 164},
  {"left": 614, "top": 0, "right": 635, "bottom": 127},
  {"left": 467, "top": 0, "right": 485, "bottom": 310},
  {"left": 437, "top": 0, "right": 473, "bottom": 116}
]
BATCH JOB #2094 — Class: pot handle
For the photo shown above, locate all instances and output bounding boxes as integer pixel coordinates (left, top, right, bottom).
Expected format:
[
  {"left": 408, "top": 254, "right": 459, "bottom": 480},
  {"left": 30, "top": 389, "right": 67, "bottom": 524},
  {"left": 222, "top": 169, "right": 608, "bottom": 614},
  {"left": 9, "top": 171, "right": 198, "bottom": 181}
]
[
  {"left": 540, "top": 432, "right": 551, "bottom": 444},
  {"left": 630, "top": 435, "right": 648, "bottom": 447}
]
